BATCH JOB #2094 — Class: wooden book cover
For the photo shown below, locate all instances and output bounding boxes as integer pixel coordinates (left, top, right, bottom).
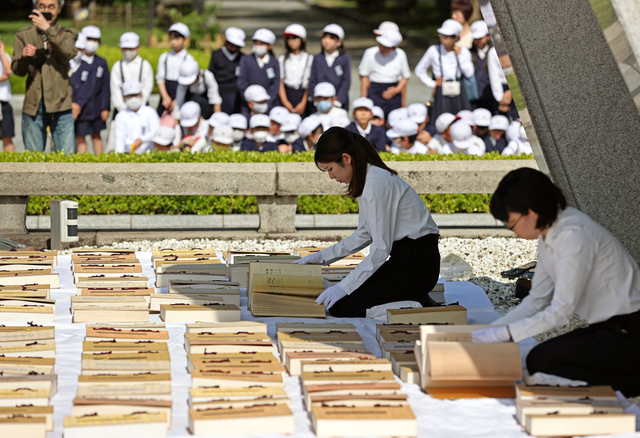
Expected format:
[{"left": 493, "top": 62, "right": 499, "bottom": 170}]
[
  {"left": 0, "top": 284, "right": 50, "bottom": 290},
  {"left": 188, "top": 386, "right": 287, "bottom": 406},
  {"left": 152, "top": 248, "right": 216, "bottom": 257},
  {"left": 72, "top": 254, "right": 138, "bottom": 262},
  {"left": 379, "top": 330, "right": 420, "bottom": 343},
  {"left": 300, "top": 359, "right": 392, "bottom": 374},
  {"left": 189, "top": 403, "right": 294, "bottom": 436},
  {"left": 0, "top": 305, "right": 54, "bottom": 322},
  {"left": 191, "top": 370, "right": 283, "bottom": 387},
  {"left": 515, "top": 384, "right": 618, "bottom": 401},
  {"left": 74, "top": 264, "right": 142, "bottom": 274},
  {"left": 186, "top": 332, "right": 272, "bottom": 344},
  {"left": 311, "top": 404, "right": 417, "bottom": 438},
  {"left": 525, "top": 413, "right": 636, "bottom": 437},
  {"left": 276, "top": 323, "right": 356, "bottom": 333},
  {"left": 0, "top": 272, "right": 59, "bottom": 288},
  {"left": 188, "top": 352, "right": 278, "bottom": 364},
  {"left": 72, "top": 296, "right": 147, "bottom": 305},
  {"left": 301, "top": 370, "right": 396, "bottom": 385},
  {"left": 82, "top": 351, "right": 171, "bottom": 371},
  {"left": 72, "top": 248, "right": 136, "bottom": 254},
  {"left": 0, "top": 289, "right": 48, "bottom": 299},
  {"left": 169, "top": 279, "right": 239, "bottom": 288},
  {"left": 0, "top": 326, "right": 54, "bottom": 343},
  {"left": 0, "top": 268, "right": 51, "bottom": 275},
  {"left": 417, "top": 325, "right": 491, "bottom": 373},
  {"left": 428, "top": 342, "right": 522, "bottom": 381},
  {"left": 190, "top": 360, "right": 286, "bottom": 375},
  {"left": 149, "top": 293, "right": 224, "bottom": 311},
  {"left": 155, "top": 272, "right": 228, "bottom": 288},
  {"left": 73, "top": 308, "right": 149, "bottom": 324},
  {"left": 0, "top": 387, "right": 49, "bottom": 402},
  {"left": 0, "top": 405, "right": 53, "bottom": 431},
  {"left": 0, "top": 415, "right": 47, "bottom": 437},
  {"left": 189, "top": 402, "right": 293, "bottom": 420},
  {"left": 76, "top": 276, "right": 149, "bottom": 288},
  {"left": 78, "top": 287, "right": 153, "bottom": 296},
  {"left": 0, "top": 257, "right": 54, "bottom": 266},
  {"left": 83, "top": 341, "right": 169, "bottom": 353},
  {"left": 159, "top": 264, "right": 228, "bottom": 274},
  {"left": 0, "top": 356, "right": 55, "bottom": 375},
  {"left": 160, "top": 304, "right": 240, "bottom": 323},
  {"left": 0, "top": 342, "right": 56, "bottom": 358},
  {"left": 285, "top": 352, "right": 377, "bottom": 376},
  {"left": 0, "top": 250, "right": 56, "bottom": 257},
  {"left": 73, "top": 397, "right": 172, "bottom": 408},
  {"left": 387, "top": 305, "right": 468, "bottom": 325},
  {"left": 0, "top": 374, "right": 57, "bottom": 395},
  {"left": 86, "top": 323, "right": 165, "bottom": 329},
  {"left": 515, "top": 399, "right": 625, "bottom": 426},
  {"left": 64, "top": 412, "right": 166, "bottom": 427},
  {"left": 85, "top": 327, "right": 169, "bottom": 341}
]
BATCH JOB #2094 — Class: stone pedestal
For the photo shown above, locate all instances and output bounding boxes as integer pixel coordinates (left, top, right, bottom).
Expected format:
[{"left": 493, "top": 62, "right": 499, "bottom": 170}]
[
  {"left": 487, "top": 0, "right": 640, "bottom": 263},
  {"left": 0, "top": 196, "right": 29, "bottom": 234},
  {"left": 256, "top": 195, "right": 298, "bottom": 234}
]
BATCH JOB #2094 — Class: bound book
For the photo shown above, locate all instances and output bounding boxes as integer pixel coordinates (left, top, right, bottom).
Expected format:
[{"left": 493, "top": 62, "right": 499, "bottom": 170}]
[
  {"left": 81, "top": 351, "right": 171, "bottom": 373},
  {"left": 0, "top": 374, "right": 57, "bottom": 396},
  {"left": 300, "top": 359, "right": 392, "bottom": 374},
  {"left": 0, "top": 304, "right": 54, "bottom": 323},
  {"left": 76, "top": 374, "right": 172, "bottom": 400},
  {"left": 275, "top": 323, "right": 356, "bottom": 333},
  {"left": 188, "top": 386, "right": 288, "bottom": 407},
  {"left": 0, "top": 356, "right": 55, "bottom": 375},
  {"left": 0, "top": 325, "right": 54, "bottom": 345},
  {"left": 73, "top": 305, "right": 149, "bottom": 324},
  {"left": 229, "top": 256, "right": 301, "bottom": 288},
  {"left": 149, "top": 293, "right": 225, "bottom": 311},
  {"left": 83, "top": 340, "right": 169, "bottom": 353},
  {"left": 189, "top": 357, "right": 286, "bottom": 375},
  {"left": 515, "top": 399, "right": 625, "bottom": 426},
  {"left": 71, "top": 398, "right": 172, "bottom": 428},
  {"left": 311, "top": 404, "right": 417, "bottom": 437},
  {"left": 187, "top": 352, "right": 280, "bottom": 373},
  {"left": 186, "top": 321, "right": 268, "bottom": 334},
  {"left": 300, "top": 370, "right": 396, "bottom": 386},
  {"left": 0, "top": 256, "right": 55, "bottom": 266},
  {"left": 71, "top": 296, "right": 149, "bottom": 309},
  {"left": 184, "top": 332, "right": 273, "bottom": 354},
  {"left": 225, "top": 251, "right": 292, "bottom": 264},
  {"left": 387, "top": 305, "right": 467, "bottom": 325},
  {"left": 190, "top": 398, "right": 290, "bottom": 411},
  {"left": 160, "top": 304, "right": 240, "bottom": 323},
  {"left": 248, "top": 263, "right": 325, "bottom": 317},
  {"left": 78, "top": 287, "right": 153, "bottom": 298},
  {"left": 0, "top": 388, "right": 50, "bottom": 406},
  {"left": 76, "top": 276, "right": 149, "bottom": 288},
  {"left": 376, "top": 324, "right": 420, "bottom": 342},
  {"left": 390, "top": 351, "right": 417, "bottom": 375},
  {"left": 155, "top": 259, "right": 222, "bottom": 272},
  {"left": 72, "top": 248, "right": 136, "bottom": 254},
  {"left": 73, "top": 264, "right": 142, "bottom": 274},
  {"left": 0, "top": 405, "right": 53, "bottom": 431},
  {"left": 167, "top": 289, "right": 241, "bottom": 306},
  {"left": 302, "top": 382, "right": 403, "bottom": 408},
  {"left": 321, "top": 266, "right": 357, "bottom": 282},
  {"left": 152, "top": 248, "right": 217, "bottom": 257},
  {"left": 285, "top": 352, "right": 377, "bottom": 376},
  {"left": 63, "top": 412, "right": 167, "bottom": 438},
  {"left": 85, "top": 327, "right": 169, "bottom": 342},
  {"left": 0, "top": 288, "right": 49, "bottom": 299},
  {"left": 0, "top": 415, "right": 47, "bottom": 438},
  {"left": 168, "top": 280, "right": 240, "bottom": 289},
  {"left": 0, "top": 341, "right": 56, "bottom": 358},
  {"left": 191, "top": 370, "right": 283, "bottom": 388},
  {"left": 72, "top": 253, "right": 138, "bottom": 263},
  {"left": 189, "top": 403, "right": 294, "bottom": 436},
  {"left": 0, "top": 271, "right": 59, "bottom": 288},
  {"left": 399, "top": 364, "right": 420, "bottom": 385},
  {"left": 514, "top": 384, "right": 619, "bottom": 402},
  {"left": 308, "top": 394, "right": 408, "bottom": 411},
  {"left": 155, "top": 269, "right": 228, "bottom": 288},
  {"left": 525, "top": 413, "right": 636, "bottom": 437},
  {"left": 378, "top": 329, "right": 420, "bottom": 344},
  {"left": 277, "top": 331, "right": 364, "bottom": 357}
]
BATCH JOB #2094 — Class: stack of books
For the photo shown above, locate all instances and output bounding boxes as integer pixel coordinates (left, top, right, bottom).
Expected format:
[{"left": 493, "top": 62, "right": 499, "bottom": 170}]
[
  {"left": 248, "top": 263, "right": 326, "bottom": 318},
  {"left": 68, "top": 323, "right": 172, "bottom": 435},
  {"left": 414, "top": 324, "right": 522, "bottom": 399},
  {"left": 166, "top": 280, "right": 241, "bottom": 306},
  {"left": 293, "top": 247, "right": 366, "bottom": 267},
  {"left": 376, "top": 324, "right": 421, "bottom": 384},
  {"left": 0, "top": 325, "right": 58, "bottom": 438},
  {"left": 72, "top": 248, "right": 149, "bottom": 289},
  {"left": 225, "top": 251, "right": 297, "bottom": 288},
  {"left": 152, "top": 249, "right": 228, "bottom": 288},
  {"left": 386, "top": 304, "right": 467, "bottom": 325},
  {"left": 515, "top": 384, "right": 635, "bottom": 436},
  {"left": 186, "top": 322, "right": 295, "bottom": 436}
]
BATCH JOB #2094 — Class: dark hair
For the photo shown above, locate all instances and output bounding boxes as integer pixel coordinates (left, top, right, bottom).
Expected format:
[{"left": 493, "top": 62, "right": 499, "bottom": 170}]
[
  {"left": 451, "top": 0, "right": 474, "bottom": 22},
  {"left": 490, "top": 168, "right": 567, "bottom": 229},
  {"left": 315, "top": 127, "right": 397, "bottom": 198},
  {"left": 284, "top": 37, "right": 307, "bottom": 55},
  {"left": 321, "top": 32, "right": 347, "bottom": 55},
  {"left": 169, "top": 31, "right": 186, "bottom": 39}
]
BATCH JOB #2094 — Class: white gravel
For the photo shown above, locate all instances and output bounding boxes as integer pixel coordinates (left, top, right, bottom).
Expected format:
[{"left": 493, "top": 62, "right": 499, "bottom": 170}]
[{"left": 71, "top": 235, "right": 586, "bottom": 342}]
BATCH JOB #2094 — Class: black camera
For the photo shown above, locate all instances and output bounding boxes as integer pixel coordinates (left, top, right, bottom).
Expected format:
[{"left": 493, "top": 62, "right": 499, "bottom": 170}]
[{"left": 41, "top": 12, "right": 53, "bottom": 20}]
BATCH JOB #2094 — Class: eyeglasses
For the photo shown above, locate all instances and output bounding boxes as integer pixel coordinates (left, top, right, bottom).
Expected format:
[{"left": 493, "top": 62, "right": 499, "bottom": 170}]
[
  {"left": 503, "top": 214, "right": 523, "bottom": 231},
  {"left": 37, "top": 4, "right": 58, "bottom": 11}
]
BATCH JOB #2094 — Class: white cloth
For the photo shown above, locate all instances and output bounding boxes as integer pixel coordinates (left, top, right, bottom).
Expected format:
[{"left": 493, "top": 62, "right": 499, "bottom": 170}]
[
  {"left": 355, "top": 122, "right": 371, "bottom": 137},
  {"left": 173, "top": 70, "right": 222, "bottom": 120},
  {"left": 278, "top": 51, "right": 312, "bottom": 89},
  {"left": 311, "top": 107, "right": 349, "bottom": 119},
  {"left": 493, "top": 207, "right": 640, "bottom": 342},
  {"left": 320, "top": 165, "right": 439, "bottom": 294},
  {"left": 114, "top": 105, "right": 160, "bottom": 153},
  {"left": 501, "top": 138, "right": 532, "bottom": 155},
  {"left": 255, "top": 53, "right": 271, "bottom": 69},
  {"left": 441, "top": 136, "right": 486, "bottom": 156},
  {"left": 426, "top": 135, "right": 444, "bottom": 154},
  {"left": 415, "top": 44, "right": 474, "bottom": 89},
  {"left": 156, "top": 49, "right": 195, "bottom": 83},
  {"left": 0, "top": 52, "right": 12, "bottom": 102},
  {"left": 390, "top": 140, "right": 429, "bottom": 155},
  {"left": 324, "top": 50, "right": 339, "bottom": 68},
  {"left": 476, "top": 44, "right": 489, "bottom": 60},
  {"left": 487, "top": 47, "right": 508, "bottom": 102},
  {"left": 111, "top": 56, "right": 154, "bottom": 112},
  {"left": 358, "top": 46, "right": 411, "bottom": 83},
  {"left": 80, "top": 53, "right": 94, "bottom": 65}
]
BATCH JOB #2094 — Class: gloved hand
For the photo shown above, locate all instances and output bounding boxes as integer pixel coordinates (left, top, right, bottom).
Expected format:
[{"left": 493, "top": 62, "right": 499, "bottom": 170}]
[
  {"left": 471, "top": 325, "right": 511, "bottom": 343},
  {"left": 316, "top": 283, "right": 347, "bottom": 309},
  {"left": 292, "top": 252, "right": 324, "bottom": 265},
  {"left": 525, "top": 372, "right": 588, "bottom": 387}
]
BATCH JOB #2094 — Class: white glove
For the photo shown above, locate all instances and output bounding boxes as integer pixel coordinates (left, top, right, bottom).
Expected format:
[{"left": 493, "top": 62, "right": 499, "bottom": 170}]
[
  {"left": 292, "top": 252, "right": 324, "bottom": 265},
  {"left": 316, "top": 283, "right": 347, "bottom": 309},
  {"left": 471, "top": 325, "right": 511, "bottom": 343},
  {"left": 525, "top": 372, "right": 588, "bottom": 387}
]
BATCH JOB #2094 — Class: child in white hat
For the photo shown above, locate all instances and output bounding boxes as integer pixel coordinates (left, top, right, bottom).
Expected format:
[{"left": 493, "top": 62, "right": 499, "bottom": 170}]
[
  {"left": 209, "top": 27, "right": 246, "bottom": 114},
  {"left": 114, "top": 80, "right": 160, "bottom": 154},
  {"left": 311, "top": 82, "right": 348, "bottom": 119},
  {"left": 175, "top": 101, "right": 211, "bottom": 153},
  {"left": 228, "top": 113, "right": 248, "bottom": 151},
  {"left": 501, "top": 120, "right": 532, "bottom": 156},
  {"left": 240, "top": 114, "right": 279, "bottom": 152},
  {"left": 415, "top": 19, "right": 474, "bottom": 125},
  {"left": 278, "top": 113, "right": 302, "bottom": 153},
  {"left": 156, "top": 22, "right": 195, "bottom": 117},
  {"left": 387, "top": 119, "right": 429, "bottom": 155},
  {"left": 279, "top": 24, "right": 312, "bottom": 116},
  {"left": 308, "top": 24, "right": 351, "bottom": 111},
  {"left": 345, "top": 97, "right": 387, "bottom": 152},
  {"left": 174, "top": 57, "right": 222, "bottom": 122},
  {"left": 442, "top": 120, "right": 485, "bottom": 156},
  {"left": 469, "top": 20, "right": 495, "bottom": 112},
  {"left": 111, "top": 32, "right": 154, "bottom": 114},
  {"left": 489, "top": 114, "right": 509, "bottom": 153}
]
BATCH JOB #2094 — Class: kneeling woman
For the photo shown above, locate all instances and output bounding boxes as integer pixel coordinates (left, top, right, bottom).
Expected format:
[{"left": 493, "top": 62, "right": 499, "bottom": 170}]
[
  {"left": 473, "top": 168, "right": 640, "bottom": 397},
  {"left": 294, "top": 127, "right": 441, "bottom": 317}
]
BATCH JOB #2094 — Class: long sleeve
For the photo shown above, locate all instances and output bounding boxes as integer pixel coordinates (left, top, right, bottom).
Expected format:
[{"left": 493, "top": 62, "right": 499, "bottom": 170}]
[
  {"left": 267, "top": 59, "right": 280, "bottom": 108},
  {"left": 358, "top": 48, "right": 373, "bottom": 77},
  {"left": 114, "top": 114, "right": 126, "bottom": 153},
  {"left": 308, "top": 56, "right": 318, "bottom": 99},
  {"left": 155, "top": 52, "right": 167, "bottom": 83},
  {"left": 100, "top": 61, "right": 111, "bottom": 111},
  {"left": 110, "top": 60, "right": 125, "bottom": 112},
  {"left": 336, "top": 56, "right": 351, "bottom": 106},
  {"left": 141, "top": 59, "right": 154, "bottom": 104},
  {"left": 236, "top": 56, "right": 250, "bottom": 97},
  {"left": 47, "top": 27, "right": 77, "bottom": 64},
  {"left": 204, "top": 70, "right": 222, "bottom": 105},
  {"left": 141, "top": 109, "right": 160, "bottom": 143},
  {"left": 458, "top": 48, "right": 474, "bottom": 79},
  {"left": 487, "top": 48, "right": 505, "bottom": 102},
  {"left": 320, "top": 202, "right": 373, "bottom": 266},
  {"left": 11, "top": 33, "right": 30, "bottom": 77},
  {"left": 415, "top": 47, "right": 436, "bottom": 89},
  {"left": 73, "top": 67, "right": 94, "bottom": 111}
]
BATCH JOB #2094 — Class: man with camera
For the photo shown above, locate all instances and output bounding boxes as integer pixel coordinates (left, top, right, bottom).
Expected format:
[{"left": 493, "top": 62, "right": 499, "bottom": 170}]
[{"left": 12, "top": 0, "right": 77, "bottom": 153}]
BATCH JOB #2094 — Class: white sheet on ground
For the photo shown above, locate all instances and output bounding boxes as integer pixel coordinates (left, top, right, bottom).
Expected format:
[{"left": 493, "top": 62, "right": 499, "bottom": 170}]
[{"left": 14, "top": 253, "right": 639, "bottom": 437}]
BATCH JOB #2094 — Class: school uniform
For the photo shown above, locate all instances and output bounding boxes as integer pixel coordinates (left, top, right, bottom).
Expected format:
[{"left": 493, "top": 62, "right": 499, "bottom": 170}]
[
  {"left": 291, "top": 137, "right": 309, "bottom": 153},
  {"left": 319, "top": 164, "right": 441, "bottom": 317},
  {"left": 71, "top": 54, "right": 110, "bottom": 137},
  {"left": 390, "top": 140, "right": 429, "bottom": 155},
  {"left": 441, "top": 135, "right": 486, "bottom": 156},
  {"left": 481, "top": 133, "right": 497, "bottom": 153},
  {"left": 487, "top": 47, "right": 519, "bottom": 120},
  {"left": 470, "top": 44, "right": 496, "bottom": 113},
  {"left": 278, "top": 51, "right": 312, "bottom": 113},
  {"left": 308, "top": 51, "right": 351, "bottom": 111},
  {"left": 0, "top": 52, "right": 14, "bottom": 139},
  {"left": 209, "top": 46, "right": 243, "bottom": 114},
  {"left": 240, "top": 137, "right": 279, "bottom": 152},
  {"left": 346, "top": 122, "right": 387, "bottom": 153},
  {"left": 358, "top": 47, "right": 411, "bottom": 119},
  {"left": 501, "top": 138, "right": 532, "bottom": 155},
  {"left": 310, "top": 106, "right": 349, "bottom": 120},
  {"left": 493, "top": 207, "right": 640, "bottom": 396},
  {"left": 237, "top": 53, "right": 281, "bottom": 118},
  {"left": 111, "top": 55, "right": 154, "bottom": 113},
  {"left": 114, "top": 105, "right": 160, "bottom": 153},
  {"left": 156, "top": 49, "right": 196, "bottom": 116},
  {"left": 415, "top": 44, "right": 474, "bottom": 124},
  {"left": 174, "top": 70, "right": 222, "bottom": 121},
  {"left": 174, "top": 120, "right": 211, "bottom": 153}
]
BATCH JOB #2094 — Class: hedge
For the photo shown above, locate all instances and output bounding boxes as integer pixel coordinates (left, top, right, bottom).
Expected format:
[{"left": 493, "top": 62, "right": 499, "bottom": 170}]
[{"left": 2, "top": 151, "right": 530, "bottom": 216}]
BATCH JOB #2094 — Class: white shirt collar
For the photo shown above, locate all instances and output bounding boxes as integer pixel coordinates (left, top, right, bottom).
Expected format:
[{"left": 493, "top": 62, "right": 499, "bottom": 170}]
[
  {"left": 325, "top": 50, "right": 339, "bottom": 67},
  {"left": 221, "top": 45, "right": 239, "bottom": 61},
  {"left": 81, "top": 53, "right": 95, "bottom": 65},
  {"left": 356, "top": 122, "right": 371, "bottom": 136},
  {"left": 256, "top": 53, "right": 270, "bottom": 69},
  {"left": 477, "top": 45, "right": 490, "bottom": 60}
]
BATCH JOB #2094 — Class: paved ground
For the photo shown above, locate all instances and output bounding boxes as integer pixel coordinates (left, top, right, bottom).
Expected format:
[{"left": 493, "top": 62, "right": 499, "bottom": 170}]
[{"left": 5, "top": 0, "right": 435, "bottom": 152}]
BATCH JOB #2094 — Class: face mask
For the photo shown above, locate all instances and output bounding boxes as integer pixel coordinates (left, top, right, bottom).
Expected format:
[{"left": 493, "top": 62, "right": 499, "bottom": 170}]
[
  {"left": 284, "top": 133, "right": 299, "bottom": 144},
  {"left": 122, "top": 49, "right": 137, "bottom": 62},
  {"left": 252, "top": 131, "right": 268, "bottom": 143},
  {"left": 125, "top": 96, "right": 142, "bottom": 111},
  {"left": 252, "top": 103, "right": 268, "bottom": 114},
  {"left": 315, "top": 100, "right": 333, "bottom": 113},
  {"left": 232, "top": 129, "right": 246, "bottom": 142},
  {"left": 85, "top": 41, "right": 99, "bottom": 54},
  {"left": 252, "top": 45, "right": 268, "bottom": 56}
]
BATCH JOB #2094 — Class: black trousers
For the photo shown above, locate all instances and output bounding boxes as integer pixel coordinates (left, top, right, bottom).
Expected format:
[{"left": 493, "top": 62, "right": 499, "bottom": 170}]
[
  {"left": 526, "top": 308, "right": 640, "bottom": 397},
  {"left": 329, "top": 234, "right": 441, "bottom": 318}
]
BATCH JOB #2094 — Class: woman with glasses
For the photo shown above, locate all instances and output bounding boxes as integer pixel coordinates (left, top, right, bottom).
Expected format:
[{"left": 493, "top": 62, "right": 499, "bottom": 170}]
[{"left": 472, "top": 168, "right": 640, "bottom": 397}]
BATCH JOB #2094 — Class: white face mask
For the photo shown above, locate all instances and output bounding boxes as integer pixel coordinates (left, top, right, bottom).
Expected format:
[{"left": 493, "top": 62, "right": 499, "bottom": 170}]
[
  {"left": 232, "top": 129, "right": 246, "bottom": 142},
  {"left": 284, "top": 133, "right": 299, "bottom": 144},
  {"left": 122, "top": 49, "right": 137, "bottom": 62},
  {"left": 85, "top": 41, "right": 99, "bottom": 54},
  {"left": 252, "top": 103, "right": 268, "bottom": 114},
  {"left": 125, "top": 96, "right": 142, "bottom": 111},
  {"left": 252, "top": 130, "right": 268, "bottom": 143},
  {"left": 252, "top": 45, "right": 268, "bottom": 57}
]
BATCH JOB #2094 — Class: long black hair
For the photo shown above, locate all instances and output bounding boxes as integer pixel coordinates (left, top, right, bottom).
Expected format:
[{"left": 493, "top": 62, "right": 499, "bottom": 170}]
[
  {"left": 490, "top": 168, "right": 567, "bottom": 229},
  {"left": 315, "top": 127, "right": 396, "bottom": 198},
  {"left": 320, "top": 32, "right": 347, "bottom": 55}
]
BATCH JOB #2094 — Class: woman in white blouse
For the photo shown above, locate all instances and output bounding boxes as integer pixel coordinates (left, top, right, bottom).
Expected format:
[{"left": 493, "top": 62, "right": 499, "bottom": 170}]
[
  {"left": 473, "top": 168, "right": 640, "bottom": 397},
  {"left": 293, "top": 127, "right": 441, "bottom": 317}
]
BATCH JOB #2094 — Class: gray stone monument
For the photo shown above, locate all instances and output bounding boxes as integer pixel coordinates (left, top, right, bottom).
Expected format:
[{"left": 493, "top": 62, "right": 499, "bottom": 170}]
[{"left": 480, "top": 0, "right": 640, "bottom": 263}]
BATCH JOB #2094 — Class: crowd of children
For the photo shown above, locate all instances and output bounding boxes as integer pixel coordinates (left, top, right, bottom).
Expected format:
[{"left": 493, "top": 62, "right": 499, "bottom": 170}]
[{"left": 0, "top": 2, "right": 530, "bottom": 155}]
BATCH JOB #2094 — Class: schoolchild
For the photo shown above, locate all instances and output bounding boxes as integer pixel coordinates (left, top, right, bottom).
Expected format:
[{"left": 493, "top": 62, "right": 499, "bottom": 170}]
[
  {"left": 156, "top": 22, "right": 195, "bottom": 116},
  {"left": 469, "top": 21, "right": 495, "bottom": 112},
  {"left": 294, "top": 115, "right": 323, "bottom": 153},
  {"left": 111, "top": 32, "right": 154, "bottom": 113},
  {"left": 345, "top": 97, "right": 387, "bottom": 153},
  {"left": 408, "top": 103, "right": 438, "bottom": 147},
  {"left": 473, "top": 108, "right": 495, "bottom": 152},
  {"left": 240, "top": 114, "right": 279, "bottom": 152},
  {"left": 488, "top": 114, "right": 508, "bottom": 153},
  {"left": 387, "top": 119, "right": 429, "bottom": 155},
  {"left": 152, "top": 126, "right": 176, "bottom": 152},
  {"left": 487, "top": 46, "right": 518, "bottom": 120},
  {"left": 442, "top": 120, "right": 485, "bottom": 156},
  {"left": 211, "top": 124, "right": 234, "bottom": 152},
  {"left": 207, "top": 111, "right": 230, "bottom": 139},
  {"left": 278, "top": 113, "right": 302, "bottom": 153},
  {"left": 279, "top": 24, "right": 312, "bottom": 116},
  {"left": 209, "top": 27, "right": 245, "bottom": 114},
  {"left": 228, "top": 113, "right": 247, "bottom": 151},
  {"left": 0, "top": 39, "right": 15, "bottom": 151},
  {"left": 114, "top": 80, "right": 159, "bottom": 154},
  {"left": 174, "top": 58, "right": 222, "bottom": 121},
  {"left": 175, "top": 101, "right": 211, "bottom": 153},
  {"left": 311, "top": 82, "right": 349, "bottom": 118},
  {"left": 502, "top": 120, "right": 532, "bottom": 155},
  {"left": 371, "top": 106, "right": 385, "bottom": 127},
  {"left": 267, "top": 106, "right": 289, "bottom": 143},
  {"left": 308, "top": 24, "right": 351, "bottom": 111},
  {"left": 243, "top": 84, "right": 271, "bottom": 117},
  {"left": 69, "top": 33, "right": 85, "bottom": 75}
]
